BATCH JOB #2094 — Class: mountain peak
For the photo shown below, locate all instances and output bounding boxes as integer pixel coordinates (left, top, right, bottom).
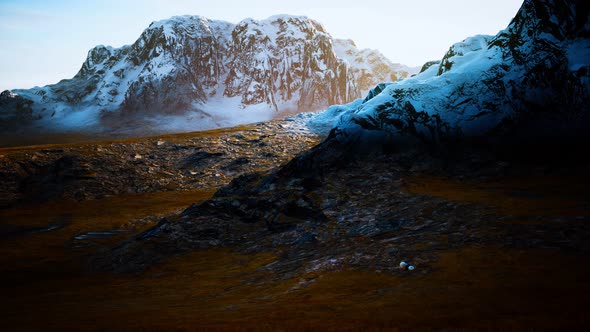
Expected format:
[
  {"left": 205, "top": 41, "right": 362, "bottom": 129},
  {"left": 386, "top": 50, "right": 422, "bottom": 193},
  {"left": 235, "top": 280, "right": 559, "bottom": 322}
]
[
  {"left": 148, "top": 15, "right": 213, "bottom": 30},
  {"left": 0, "top": 14, "right": 413, "bottom": 135}
]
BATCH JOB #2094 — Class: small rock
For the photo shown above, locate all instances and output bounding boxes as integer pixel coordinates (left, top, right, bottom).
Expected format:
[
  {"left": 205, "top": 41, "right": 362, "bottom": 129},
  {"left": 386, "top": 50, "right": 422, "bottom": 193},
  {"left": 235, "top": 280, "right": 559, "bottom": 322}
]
[
  {"left": 133, "top": 154, "right": 142, "bottom": 160},
  {"left": 399, "top": 261, "right": 415, "bottom": 271},
  {"left": 156, "top": 140, "right": 165, "bottom": 146}
]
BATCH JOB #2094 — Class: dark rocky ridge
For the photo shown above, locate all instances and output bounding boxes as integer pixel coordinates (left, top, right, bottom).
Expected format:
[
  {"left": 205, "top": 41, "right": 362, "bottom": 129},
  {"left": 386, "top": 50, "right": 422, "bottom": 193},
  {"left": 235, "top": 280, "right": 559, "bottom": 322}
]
[{"left": 320, "top": 0, "right": 590, "bottom": 150}]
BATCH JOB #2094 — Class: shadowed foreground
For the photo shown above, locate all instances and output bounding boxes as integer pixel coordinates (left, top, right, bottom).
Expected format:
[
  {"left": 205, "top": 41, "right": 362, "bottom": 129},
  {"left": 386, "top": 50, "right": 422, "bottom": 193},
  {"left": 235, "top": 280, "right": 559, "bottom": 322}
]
[{"left": 1, "top": 122, "right": 589, "bottom": 330}]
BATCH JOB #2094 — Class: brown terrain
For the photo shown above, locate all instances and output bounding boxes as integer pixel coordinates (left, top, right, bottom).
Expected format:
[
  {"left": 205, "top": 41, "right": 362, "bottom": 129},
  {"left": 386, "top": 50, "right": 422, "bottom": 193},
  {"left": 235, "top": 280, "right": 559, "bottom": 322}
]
[{"left": 1, "top": 116, "right": 589, "bottom": 331}]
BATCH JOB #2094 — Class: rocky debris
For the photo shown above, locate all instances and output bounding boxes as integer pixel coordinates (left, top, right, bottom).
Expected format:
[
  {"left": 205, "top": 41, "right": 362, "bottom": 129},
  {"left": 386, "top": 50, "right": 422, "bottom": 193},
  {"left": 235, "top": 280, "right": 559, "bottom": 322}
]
[
  {"left": 96, "top": 142, "right": 590, "bottom": 275},
  {"left": 0, "top": 116, "right": 321, "bottom": 206}
]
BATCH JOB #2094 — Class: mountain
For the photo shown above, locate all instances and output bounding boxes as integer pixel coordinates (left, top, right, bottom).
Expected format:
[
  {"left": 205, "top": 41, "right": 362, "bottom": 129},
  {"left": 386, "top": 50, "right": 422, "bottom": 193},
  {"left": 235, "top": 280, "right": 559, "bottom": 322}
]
[
  {"left": 0, "top": 15, "right": 413, "bottom": 135},
  {"left": 94, "top": 0, "right": 590, "bottom": 290},
  {"left": 311, "top": 0, "right": 590, "bottom": 148},
  {"left": 333, "top": 39, "right": 420, "bottom": 95}
]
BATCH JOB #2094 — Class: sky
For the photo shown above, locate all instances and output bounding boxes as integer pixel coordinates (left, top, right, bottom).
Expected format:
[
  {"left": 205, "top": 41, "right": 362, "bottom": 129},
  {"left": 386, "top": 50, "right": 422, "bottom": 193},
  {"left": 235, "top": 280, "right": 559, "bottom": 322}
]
[{"left": 0, "top": 0, "right": 524, "bottom": 91}]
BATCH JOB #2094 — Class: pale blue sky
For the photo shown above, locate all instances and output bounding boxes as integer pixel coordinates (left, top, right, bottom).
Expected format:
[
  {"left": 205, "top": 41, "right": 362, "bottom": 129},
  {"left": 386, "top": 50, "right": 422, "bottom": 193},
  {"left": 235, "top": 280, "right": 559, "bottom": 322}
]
[{"left": 0, "top": 0, "right": 524, "bottom": 91}]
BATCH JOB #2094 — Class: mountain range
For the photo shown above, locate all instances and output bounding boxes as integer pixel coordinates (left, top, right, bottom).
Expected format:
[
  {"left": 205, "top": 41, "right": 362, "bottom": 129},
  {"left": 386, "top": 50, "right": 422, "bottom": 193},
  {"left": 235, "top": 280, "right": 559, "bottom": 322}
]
[
  {"left": 98, "top": 0, "right": 590, "bottom": 283},
  {"left": 0, "top": 15, "right": 418, "bottom": 135}
]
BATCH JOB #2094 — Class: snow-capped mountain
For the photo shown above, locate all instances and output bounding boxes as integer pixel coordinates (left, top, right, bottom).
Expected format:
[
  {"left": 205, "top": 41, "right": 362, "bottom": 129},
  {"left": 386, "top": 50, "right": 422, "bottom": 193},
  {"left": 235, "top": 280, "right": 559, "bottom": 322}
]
[
  {"left": 312, "top": 0, "right": 590, "bottom": 145},
  {"left": 0, "top": 15, "right": 412, "bottom": 134},
  {"left": 334, "top": 39, "right": 420, "bottom": 95}
]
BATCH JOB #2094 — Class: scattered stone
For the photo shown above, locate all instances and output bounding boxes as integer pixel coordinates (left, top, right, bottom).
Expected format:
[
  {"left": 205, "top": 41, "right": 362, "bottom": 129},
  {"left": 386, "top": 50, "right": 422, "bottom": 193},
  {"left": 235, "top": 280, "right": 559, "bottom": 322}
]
[
  {"left": 0, "top": 115, "right": 321, "bottom": 218},
  {"left": 399, "top": 261, "right": 409, "bottom": 270},
  {"left": 40, "top": 149, "right": 64, "bottom": 154}
]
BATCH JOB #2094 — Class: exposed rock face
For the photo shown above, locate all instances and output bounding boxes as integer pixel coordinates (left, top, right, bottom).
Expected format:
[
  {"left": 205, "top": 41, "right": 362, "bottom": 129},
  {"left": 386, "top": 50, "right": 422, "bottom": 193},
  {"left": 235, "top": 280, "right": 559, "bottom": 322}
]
[
  {"left": 223, "top": 17, "right": 358, "bottom": 112},
  {"left": 0, "top": 15, "right": 411, "bottom": 134},
  {"left": 334, "top": 39, "right": 420, "bottom": 94},
  {"left": 311, "top": 0, "right": 590, "bottom": 147},
  {"left": 0, "top": 90, "right": 34, "bottom": 126},
  {"left": 119, "top": 17, "right": 233, "bottom": 116}
]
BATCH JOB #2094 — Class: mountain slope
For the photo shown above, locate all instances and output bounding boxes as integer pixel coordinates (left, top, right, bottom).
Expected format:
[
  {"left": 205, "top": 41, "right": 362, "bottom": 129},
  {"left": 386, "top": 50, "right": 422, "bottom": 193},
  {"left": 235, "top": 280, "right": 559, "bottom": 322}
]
[
  {"left": 93, "top": 0, "right": 590, "bottom": 302},
  {"left": 0, "top": 15, "right": 412, "bottom": 135},
  {"left": 334, "top": 39, "right": 420, "bottom": 95},
  {"left": 311, "top": 0, "right": 590, "bottom": 147}
]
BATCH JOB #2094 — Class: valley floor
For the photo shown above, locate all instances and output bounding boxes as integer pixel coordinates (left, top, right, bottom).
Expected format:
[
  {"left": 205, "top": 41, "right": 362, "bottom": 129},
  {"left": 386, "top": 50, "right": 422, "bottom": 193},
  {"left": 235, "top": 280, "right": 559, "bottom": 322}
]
[{"left": 0, "top": 117, "right": 589, "bottom": 331}]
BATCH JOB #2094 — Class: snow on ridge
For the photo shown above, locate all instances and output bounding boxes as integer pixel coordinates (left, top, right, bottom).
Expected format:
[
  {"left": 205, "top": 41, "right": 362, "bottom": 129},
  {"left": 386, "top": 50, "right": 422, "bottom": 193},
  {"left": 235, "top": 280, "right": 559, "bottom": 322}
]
[
  {"left": 310, "top": 0, "right": 590, "bottom": 142},
  {"left": 149, "top": 15, "right": 213, "bottom": 30},
  {"left": 234, "top": 14, "right": 329, "bottom": 43},
  {"left": 263, "top": 14, "right": 312, "bottom": 23},
  {"left": 333, "top": 38, "right": 420, "bottom": 96},
  {"left": 334, "top": 39, "right": 419, "bottom": 74}
]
